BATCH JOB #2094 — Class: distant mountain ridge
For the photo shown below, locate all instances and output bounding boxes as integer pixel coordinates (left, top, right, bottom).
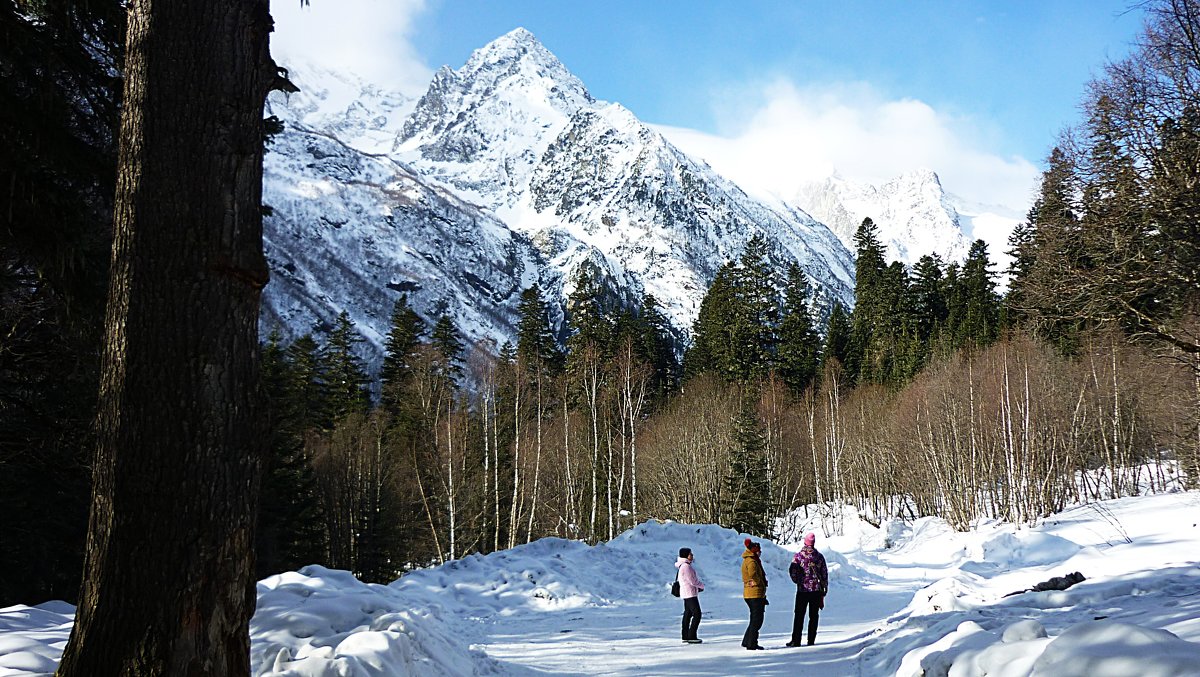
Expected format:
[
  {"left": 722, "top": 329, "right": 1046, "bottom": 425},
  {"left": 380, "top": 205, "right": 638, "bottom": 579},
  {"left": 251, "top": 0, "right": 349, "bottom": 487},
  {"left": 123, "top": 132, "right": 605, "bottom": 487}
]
[
  {"left": 786, "top": 169, "right": 1023, "bottom": 280},
  {"left": 262, "top": 28, "right": 857, "bottom": 365},
  {"left": 791, "top": 170, "right": 970, "bottom": 265},
  {"left": 261, "top": 27, "right": 1001, "bottom": 367}
]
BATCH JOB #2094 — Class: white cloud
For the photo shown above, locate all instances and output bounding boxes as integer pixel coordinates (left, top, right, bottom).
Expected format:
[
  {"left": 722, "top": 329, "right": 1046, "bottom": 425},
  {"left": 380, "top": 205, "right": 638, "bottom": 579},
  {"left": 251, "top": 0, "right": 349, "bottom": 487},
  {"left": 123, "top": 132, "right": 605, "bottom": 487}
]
[
  {"left": 271, "top": 0, "right": 432, "bottom": 96},
  {"left": 656, "top": 78, "right": 1040, "bottom": 213}
]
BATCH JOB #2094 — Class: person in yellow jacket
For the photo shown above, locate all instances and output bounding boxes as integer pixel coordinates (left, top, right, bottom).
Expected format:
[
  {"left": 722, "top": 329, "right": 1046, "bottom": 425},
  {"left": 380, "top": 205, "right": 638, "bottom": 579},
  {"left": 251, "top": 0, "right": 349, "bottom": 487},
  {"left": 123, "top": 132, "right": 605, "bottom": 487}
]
[{"left": 740, "top": 538, "right": 768, "bottom": 650}]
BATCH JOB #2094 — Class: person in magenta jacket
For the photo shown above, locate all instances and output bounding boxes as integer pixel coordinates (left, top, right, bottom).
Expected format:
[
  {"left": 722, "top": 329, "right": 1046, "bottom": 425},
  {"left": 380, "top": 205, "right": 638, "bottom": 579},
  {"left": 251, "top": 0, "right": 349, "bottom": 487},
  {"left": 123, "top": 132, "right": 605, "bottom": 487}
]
[
  {"left": 787, "top": 532, "right": 829, "bottom": 647},
  {"left": 675, "top": 547, "right": 705, "bottom": 643}
]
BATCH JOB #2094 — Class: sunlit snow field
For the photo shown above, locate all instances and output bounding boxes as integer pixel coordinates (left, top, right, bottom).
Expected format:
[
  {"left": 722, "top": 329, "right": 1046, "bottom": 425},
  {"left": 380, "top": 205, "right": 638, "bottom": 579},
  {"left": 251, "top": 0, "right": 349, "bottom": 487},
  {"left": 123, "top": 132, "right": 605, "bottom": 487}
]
[{"left": 3, "top": 489, "right": 1199, "bottom": 676}]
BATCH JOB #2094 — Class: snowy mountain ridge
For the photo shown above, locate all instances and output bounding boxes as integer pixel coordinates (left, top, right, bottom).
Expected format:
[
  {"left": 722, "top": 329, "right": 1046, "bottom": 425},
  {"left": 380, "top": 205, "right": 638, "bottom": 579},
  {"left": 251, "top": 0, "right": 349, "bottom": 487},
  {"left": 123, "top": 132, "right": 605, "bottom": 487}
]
[
  {"left": 261, "top": 28, "right": 856, "bottom": 365},
  {"left": 259, "top": 27, "right": 1015, "bottom": 366},
  {"left": 791, "top": 169, "right": 969, "bottom": 265},
  {"left": 786, "top": 168, "right": 1025, "bottom": 284}
]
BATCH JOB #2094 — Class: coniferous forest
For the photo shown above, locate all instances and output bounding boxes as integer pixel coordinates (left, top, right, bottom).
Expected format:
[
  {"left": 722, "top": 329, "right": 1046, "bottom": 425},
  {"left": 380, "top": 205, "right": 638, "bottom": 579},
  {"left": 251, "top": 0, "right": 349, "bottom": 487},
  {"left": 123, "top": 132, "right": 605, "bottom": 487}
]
[{"left": 2, "top": 0, "right": 1198, "bottom": 620}]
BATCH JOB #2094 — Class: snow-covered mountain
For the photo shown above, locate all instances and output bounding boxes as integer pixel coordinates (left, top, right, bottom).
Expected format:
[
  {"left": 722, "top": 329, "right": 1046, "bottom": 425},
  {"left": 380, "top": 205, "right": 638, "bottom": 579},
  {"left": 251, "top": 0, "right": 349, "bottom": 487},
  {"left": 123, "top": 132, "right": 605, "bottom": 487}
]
[
  {"left": 261, "top": 28, "right": 856, "bottom": 364},
  {"left": 790, "top": 170, "right": 969, "bottom": 265},
  {"left": 789, "top": 170, "right": 1024, "bottom": 277}
]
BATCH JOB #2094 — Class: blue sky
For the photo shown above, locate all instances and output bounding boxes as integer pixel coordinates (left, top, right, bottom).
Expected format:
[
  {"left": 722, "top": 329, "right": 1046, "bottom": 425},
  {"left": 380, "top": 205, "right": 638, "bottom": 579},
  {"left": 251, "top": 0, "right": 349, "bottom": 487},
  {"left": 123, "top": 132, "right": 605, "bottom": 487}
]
[{"left": 272, "top": 0, "right": 1146, "bottom": 210}]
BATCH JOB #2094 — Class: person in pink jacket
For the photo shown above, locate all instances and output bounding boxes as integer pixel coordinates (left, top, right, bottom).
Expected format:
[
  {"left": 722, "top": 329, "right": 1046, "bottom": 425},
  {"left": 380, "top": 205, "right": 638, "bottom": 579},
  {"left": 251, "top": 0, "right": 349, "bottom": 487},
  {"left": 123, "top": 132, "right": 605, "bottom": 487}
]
[{"left": 675, "top": 547, "right": 705, "bottom": 643}]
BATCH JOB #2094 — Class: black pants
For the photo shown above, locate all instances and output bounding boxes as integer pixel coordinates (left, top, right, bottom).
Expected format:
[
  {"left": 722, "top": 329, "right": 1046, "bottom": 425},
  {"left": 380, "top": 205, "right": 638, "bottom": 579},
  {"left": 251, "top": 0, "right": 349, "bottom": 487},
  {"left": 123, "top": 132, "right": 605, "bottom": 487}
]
[
  {"left": 791, "top": 590, "right": 822, "bottom": 645},
  {"left": 742, "top": 598, "right": 766, "bottom": 648},
  {"left": 681, "top": 596, "right": 701, "bottom": 640}
]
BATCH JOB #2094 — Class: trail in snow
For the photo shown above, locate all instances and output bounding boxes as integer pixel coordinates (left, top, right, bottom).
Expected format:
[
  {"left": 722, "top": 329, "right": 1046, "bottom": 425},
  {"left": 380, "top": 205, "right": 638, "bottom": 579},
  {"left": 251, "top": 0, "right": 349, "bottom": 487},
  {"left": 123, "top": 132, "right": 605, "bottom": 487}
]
[{"left": 3, "top": 491, "right": 1199, "bottom": 676}]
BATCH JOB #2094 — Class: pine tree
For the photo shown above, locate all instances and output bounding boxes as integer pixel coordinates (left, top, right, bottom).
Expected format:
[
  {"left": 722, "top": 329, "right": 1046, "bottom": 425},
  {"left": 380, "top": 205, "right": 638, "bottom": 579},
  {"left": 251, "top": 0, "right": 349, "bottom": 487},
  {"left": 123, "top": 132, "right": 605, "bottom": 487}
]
[
  {"left": 777, "top": 263, "right": 819, "bottom": 395},
  {"left": 256, "top": 331, "right": 325, "bottom": 578},
  {"left": 323, "top": 312, "right": 370, "bottom": 420},
  {"left": 685, "top": 262, "right": 738, "bottom": 380},
  {"left": 381, "top": 295, "right": 425, "bottom": 413},
  {"left": 822, "top": 302, "right": 852, "bottom": 370},
  {"left": 731, "top": 234, "right": 781, "bottom": 381},
  {"left": 955, "top": 240, "right": 1001, "bottom": 349},
  {"left": 517, "top": 284, "right": 564, "bottom": 374},
  {"left": 723, "top": 394, "right": 770, "bottom": 536}
]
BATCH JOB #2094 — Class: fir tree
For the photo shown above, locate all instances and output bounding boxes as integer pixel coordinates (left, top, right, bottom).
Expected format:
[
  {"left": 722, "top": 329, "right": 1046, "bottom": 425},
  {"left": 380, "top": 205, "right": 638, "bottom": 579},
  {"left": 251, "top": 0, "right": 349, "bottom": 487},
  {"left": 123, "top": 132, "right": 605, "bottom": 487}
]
[
  {"left": 822, "top": 302, "right": 853, "bottom": 369},
  {"left": 322, "top": 312, "right": 370, "bottom": 420},
  {"left": 499, "top": 340, "right": 517, "bottom": 364},
  {"left": 1146, "top": 112, "right": 1200, "bottom": 319},
  {"left": 381, "top": 295, "right": 425, "bottom": 413},
  {"left": 0, "top": 0, "right": 123, "bottom": 606},
  {"left": 910, "top": 254, "right": 947, "bottom": 358},
  {"left": 731, "top": 234, "right": 781, "bottom": 381},
  {"left": 1003, "top": 218, "right": 1037, "bottom": 330},
  {"left": 955, "top": 240, "right": 1001, "bottom": 349},
  {"left": 567, "top": 266, "right": 615, "bottom": 356},
  {"left": 256, "top": 331, "right": 325, "bottom": 578},
  {"left": 285, "top": 334, "right": 329, "bottom": 432},
  {"left": 777, "top": 263, "right": 820, "bottom": 395},
  {"left": 863, "top": 260, "right": 912, "bottom": 385},
  {"left": 939, "top": 262, "right": 964, "bottom": 356},
  {"left": 848, "top": 217, "right": 888, "bottom": 382},
  {"left": 632, "top": 293, "right": 680, "bottom": 398},
  {"left": 723, "top": 394, "right": 771, "bottom": 536},
  {"left": 432, "top": 314, "right": 465, "bottom": 386},
  {"left": 516, "top": 284, "right": 564, "bottom": 374},
  {"left": 684, "top": 262, "right": 738, "bottom": 380}
]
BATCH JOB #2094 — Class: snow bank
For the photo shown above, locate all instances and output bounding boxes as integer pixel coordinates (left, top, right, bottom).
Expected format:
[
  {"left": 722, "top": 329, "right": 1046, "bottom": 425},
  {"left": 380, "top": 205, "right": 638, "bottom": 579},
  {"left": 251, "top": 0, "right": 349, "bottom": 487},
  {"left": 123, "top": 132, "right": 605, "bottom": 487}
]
[
  {"left": 1031, "top": 621, "right": 1200, "bottom": 677},
  {"left": 252, "top": 565, "right": 497, "bottom": 676},
  {"left": 2, "top": 491, "right": 1198, "bottom": 676},
  {"left": 0, "top": 603, "right": 72, "bottom": 676},
  {"left": 887, "top": 493, "right": 1200, "bottom": 677}
]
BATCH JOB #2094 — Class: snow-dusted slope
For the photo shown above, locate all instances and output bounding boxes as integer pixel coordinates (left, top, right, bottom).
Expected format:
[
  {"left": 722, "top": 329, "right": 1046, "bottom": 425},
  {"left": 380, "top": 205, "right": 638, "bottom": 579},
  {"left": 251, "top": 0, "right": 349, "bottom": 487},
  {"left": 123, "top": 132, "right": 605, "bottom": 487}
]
[
  {"left": 261, "top": 109, "right": 547, "bottom": 356},
  {"left": 275, "top": 61, "right": 417, "bottom": 156},
  {"left": 261, "top": 28, "right": 856, "bottom": 364}
]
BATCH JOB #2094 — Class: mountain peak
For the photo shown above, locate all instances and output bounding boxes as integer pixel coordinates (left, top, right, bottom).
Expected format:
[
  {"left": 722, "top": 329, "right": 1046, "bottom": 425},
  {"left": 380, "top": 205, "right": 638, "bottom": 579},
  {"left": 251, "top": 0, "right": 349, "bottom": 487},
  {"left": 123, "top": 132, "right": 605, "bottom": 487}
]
[
  {"left": 891, "top": 168, "right": 943, "bottom": 190},
  {"left": 460, "top": 27, "right": 586, "bottom": 95},
  {"left": 465, "top": 27, "right": 544, "bottom": 66},
  {"left": 399, "top": 28, "right": 595, "bottom": 173}
]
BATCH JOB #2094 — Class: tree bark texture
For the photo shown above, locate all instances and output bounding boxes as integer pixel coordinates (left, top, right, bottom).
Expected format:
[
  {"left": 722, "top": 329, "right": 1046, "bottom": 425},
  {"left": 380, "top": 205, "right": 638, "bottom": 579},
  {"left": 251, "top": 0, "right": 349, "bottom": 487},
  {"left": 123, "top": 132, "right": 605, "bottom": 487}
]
[{"left": 57, "top": 0, "right": 273, "bottom": 674}]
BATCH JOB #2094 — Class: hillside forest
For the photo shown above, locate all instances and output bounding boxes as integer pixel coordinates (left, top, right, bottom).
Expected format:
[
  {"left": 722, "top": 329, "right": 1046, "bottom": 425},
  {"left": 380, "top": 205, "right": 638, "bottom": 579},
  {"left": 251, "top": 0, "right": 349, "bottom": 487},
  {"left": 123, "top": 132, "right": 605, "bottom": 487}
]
[{"left": 2, "top": 0, "right": 1198, "bottom": 606}]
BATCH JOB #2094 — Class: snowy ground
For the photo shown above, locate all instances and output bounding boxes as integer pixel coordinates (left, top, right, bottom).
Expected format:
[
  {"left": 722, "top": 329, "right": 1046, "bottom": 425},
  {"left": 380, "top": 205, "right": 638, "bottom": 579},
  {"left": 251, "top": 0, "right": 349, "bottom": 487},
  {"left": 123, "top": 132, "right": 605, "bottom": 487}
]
[{"left": 3, "top": 490, "right": 1199, "bottom": 676}]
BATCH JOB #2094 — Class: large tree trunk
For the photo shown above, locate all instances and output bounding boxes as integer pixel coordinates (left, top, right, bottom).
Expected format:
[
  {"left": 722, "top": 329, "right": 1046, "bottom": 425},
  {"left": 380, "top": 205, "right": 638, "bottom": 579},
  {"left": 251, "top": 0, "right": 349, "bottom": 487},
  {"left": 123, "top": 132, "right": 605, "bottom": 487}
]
[{"left": 57, "top": 1, "right": 274, "bottom": 674}]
